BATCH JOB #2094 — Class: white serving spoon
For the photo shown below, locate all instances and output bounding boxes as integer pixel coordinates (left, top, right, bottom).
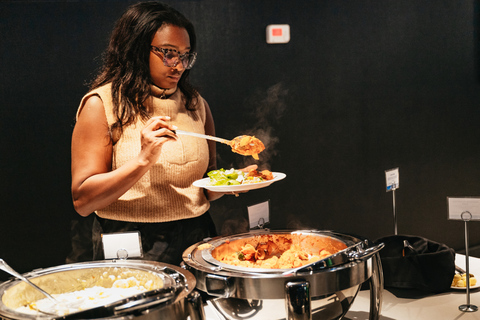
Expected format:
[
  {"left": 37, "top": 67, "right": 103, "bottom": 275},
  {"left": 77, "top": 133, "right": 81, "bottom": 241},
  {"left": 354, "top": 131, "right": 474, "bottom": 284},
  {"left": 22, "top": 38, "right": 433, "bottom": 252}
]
[{"left": 175, "top": 129, "right": 265, "bottom": 159}]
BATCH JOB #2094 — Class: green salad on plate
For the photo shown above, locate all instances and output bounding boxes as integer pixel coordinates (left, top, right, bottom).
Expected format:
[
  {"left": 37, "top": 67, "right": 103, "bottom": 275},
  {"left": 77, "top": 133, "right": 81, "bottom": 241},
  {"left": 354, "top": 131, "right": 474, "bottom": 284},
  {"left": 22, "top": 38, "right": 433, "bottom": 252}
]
[{"left": 207, "top": 168, "right": 246, "bottom": 186}]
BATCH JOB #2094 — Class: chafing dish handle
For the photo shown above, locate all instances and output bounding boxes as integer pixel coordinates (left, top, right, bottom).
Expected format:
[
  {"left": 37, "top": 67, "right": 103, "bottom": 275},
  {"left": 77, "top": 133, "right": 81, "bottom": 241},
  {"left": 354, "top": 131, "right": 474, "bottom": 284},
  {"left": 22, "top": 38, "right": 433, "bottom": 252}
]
[
  {"left": 349, "top": 243, "right": 385, "bottom": 261},
  {"left": 113, "top": 288, "right": 177, "bottom": 315},
  {"left": 205, "top": 274, "right": 235, "bottom": 297}
]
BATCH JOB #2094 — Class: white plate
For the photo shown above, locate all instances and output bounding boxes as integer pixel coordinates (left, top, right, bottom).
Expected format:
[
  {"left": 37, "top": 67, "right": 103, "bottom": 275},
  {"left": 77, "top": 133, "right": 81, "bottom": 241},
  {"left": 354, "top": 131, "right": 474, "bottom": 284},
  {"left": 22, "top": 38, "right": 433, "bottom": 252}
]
[
  {"left": 451, "top": 283, "right": 480, "bottom": 290},
  {"left": 193, "top": 172, "right": 286, "bottom": 192}
]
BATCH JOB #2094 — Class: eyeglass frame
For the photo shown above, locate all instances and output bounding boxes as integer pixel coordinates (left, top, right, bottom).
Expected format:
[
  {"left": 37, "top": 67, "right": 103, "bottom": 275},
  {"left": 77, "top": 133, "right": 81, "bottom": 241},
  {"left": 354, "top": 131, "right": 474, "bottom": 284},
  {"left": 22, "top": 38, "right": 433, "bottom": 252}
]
[{"left": 150, "top": 46, "right": 197, "bottom": 70}]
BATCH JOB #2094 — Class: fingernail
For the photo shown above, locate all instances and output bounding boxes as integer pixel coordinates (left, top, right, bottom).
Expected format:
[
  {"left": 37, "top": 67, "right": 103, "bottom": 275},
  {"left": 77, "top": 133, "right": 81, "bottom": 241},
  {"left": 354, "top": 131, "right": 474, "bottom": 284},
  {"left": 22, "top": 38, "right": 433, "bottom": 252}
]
[{"left": 172, "top": 125, "right": 178, "bottom": 130}]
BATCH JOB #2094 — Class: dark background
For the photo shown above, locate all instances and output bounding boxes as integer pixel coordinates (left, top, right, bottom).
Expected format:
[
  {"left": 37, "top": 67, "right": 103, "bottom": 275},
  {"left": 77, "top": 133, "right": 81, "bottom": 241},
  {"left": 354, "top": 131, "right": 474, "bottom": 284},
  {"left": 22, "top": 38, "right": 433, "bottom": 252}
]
[{"left": 1, "top": 0, "right": 480, "bottom": 279}]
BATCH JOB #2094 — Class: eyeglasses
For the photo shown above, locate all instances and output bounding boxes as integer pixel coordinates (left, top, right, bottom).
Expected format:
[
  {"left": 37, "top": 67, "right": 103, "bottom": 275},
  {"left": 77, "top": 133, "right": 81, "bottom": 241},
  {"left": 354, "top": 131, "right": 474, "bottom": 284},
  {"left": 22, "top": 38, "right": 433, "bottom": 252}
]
[{"left": 150, "top": 46, "right": 197, "bottom": 69}]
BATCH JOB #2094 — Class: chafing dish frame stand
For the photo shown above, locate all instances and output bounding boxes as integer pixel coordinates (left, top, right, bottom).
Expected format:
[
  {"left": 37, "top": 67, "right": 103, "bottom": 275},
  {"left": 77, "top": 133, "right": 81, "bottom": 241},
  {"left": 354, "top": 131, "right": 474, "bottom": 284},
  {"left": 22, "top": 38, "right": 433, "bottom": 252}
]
[
  {"left": 186, "top": 229, "right": 384, "bottom": 320},
  {"left": 283, "top": 251, "right": 383, "bottom": 320}
]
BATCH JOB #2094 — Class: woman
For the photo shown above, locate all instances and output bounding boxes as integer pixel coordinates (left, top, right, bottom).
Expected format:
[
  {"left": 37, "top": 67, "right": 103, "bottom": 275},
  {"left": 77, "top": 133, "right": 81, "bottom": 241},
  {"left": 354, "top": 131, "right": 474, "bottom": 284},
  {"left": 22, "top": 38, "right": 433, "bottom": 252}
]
[{"left": 70, "top": 1, "right": 246, "bottom": 265}]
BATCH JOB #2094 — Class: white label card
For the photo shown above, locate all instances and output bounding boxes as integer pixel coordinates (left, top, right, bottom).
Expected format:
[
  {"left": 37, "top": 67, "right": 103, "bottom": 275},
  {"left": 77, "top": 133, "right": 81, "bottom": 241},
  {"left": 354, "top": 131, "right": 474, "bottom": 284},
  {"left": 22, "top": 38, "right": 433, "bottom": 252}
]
[
  {"left": 385, "top": 168, "right": 399, "bottom": 192},
  {"left": 248, "top": 200, "right": 270, "bottom": 229},
  {"left": 102, "top": 231, "right": 143, "bottom": 259},
  {"left": 447, "top": 197, "right": 480, "bottom": 221}
]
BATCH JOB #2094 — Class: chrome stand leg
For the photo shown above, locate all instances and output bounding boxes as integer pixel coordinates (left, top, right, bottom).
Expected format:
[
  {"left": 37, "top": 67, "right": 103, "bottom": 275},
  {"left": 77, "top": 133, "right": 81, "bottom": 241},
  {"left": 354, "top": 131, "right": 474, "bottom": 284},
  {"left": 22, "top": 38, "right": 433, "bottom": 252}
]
[
  {"left": 285, "top": 280, "right": 311, "bottom": 320},
  {"left": 186, "top": 290, "right": 206, "bottom": 320},
  {"left": 369, "top": 253, "right": 383, "bottom": 320}
]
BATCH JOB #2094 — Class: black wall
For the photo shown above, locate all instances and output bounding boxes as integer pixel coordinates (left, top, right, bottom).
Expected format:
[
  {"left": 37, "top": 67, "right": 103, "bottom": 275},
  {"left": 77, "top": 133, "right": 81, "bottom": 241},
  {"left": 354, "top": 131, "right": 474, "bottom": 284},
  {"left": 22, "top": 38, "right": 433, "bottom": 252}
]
[{"left": 1, "top": 0, "right": 480, "bottom": 278}]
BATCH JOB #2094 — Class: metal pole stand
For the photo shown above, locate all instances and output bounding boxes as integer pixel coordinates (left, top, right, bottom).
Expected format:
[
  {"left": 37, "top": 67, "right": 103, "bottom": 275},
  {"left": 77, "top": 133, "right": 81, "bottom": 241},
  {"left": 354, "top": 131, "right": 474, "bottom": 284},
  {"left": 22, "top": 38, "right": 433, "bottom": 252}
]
[
  {"left": 391, "top": 183, "right": 397, "bottom": 235},
  {"left": 459, "top": 211, "right": 478, "bottom": 313},
  {"left": 368, "top": 252, "right": 383, "bottom": 320}
]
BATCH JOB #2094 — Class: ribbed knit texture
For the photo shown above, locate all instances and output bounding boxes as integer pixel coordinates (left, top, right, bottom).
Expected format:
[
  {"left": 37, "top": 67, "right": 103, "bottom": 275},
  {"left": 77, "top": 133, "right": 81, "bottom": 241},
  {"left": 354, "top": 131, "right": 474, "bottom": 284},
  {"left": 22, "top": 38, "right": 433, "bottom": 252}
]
[{"left": 77, "top": 83, "right": 210, "bottom": 222}]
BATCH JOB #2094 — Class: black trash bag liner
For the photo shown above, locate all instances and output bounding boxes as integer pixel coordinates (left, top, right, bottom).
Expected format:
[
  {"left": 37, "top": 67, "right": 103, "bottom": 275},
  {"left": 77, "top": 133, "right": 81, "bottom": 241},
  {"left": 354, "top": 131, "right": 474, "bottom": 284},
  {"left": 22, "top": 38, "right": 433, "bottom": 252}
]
[{"left": 376, "top": 235, "right": 455, "bottom": 293}]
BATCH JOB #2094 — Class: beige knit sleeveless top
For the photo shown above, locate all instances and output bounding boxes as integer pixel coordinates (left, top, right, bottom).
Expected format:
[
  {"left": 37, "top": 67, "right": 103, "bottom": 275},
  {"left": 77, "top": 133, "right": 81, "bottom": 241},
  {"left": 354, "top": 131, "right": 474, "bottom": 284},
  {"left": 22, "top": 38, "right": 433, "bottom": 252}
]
[{"left": 77, "top": 83, "right": 210, "bottom": 222}]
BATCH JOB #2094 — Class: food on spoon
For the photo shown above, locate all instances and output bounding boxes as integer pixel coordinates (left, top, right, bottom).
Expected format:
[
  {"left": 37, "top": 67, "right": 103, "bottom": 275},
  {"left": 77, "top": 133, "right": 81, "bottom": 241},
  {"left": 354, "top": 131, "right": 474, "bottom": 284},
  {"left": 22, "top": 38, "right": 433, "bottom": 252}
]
[
  {"left": 230, "top": 135, "right": 265, "bottom": 160},
  {"left": 452, "top": 273, "right": 477, "bottom": 287},
  {"left": 207, "top": 168, "right": 273, "bottom": 186}
]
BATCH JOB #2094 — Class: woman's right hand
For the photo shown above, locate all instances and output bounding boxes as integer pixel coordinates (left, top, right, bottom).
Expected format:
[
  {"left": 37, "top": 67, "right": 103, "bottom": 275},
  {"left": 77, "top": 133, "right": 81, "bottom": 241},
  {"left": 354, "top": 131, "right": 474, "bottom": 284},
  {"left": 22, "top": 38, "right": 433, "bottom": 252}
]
[{"left": 138, "top": 116, "right": 177, "bottom": 166}]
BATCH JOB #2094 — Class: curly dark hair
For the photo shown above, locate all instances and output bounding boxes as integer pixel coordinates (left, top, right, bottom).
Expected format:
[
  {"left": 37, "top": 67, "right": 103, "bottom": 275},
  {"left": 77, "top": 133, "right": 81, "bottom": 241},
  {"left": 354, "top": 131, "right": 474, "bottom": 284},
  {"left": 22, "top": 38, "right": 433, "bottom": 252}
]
[{"left": 90, "top": 1, "right": 199, "bottom": 134}]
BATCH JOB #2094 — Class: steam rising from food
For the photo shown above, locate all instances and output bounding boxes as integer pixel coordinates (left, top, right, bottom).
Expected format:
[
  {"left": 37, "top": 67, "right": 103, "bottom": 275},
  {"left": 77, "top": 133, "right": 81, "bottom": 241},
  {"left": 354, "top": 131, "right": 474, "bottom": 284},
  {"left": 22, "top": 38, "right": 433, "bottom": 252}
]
[
  {"left": 220, "top": 83, "right": 287, "bottom": 166},
  {"left": 245, "top": 83, "right": 287, "bottom": 164}
]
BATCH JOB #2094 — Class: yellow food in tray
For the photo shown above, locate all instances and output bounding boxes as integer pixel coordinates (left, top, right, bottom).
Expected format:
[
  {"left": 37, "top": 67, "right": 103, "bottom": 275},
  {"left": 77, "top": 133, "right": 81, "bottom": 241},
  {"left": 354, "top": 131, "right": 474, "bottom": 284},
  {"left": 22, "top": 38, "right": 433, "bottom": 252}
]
[
  {"left": 452, "top": 273, "right": 477, "bottom": 287},
  {"left": 16, "top": 277, "right": 153, "bottom": 316}
]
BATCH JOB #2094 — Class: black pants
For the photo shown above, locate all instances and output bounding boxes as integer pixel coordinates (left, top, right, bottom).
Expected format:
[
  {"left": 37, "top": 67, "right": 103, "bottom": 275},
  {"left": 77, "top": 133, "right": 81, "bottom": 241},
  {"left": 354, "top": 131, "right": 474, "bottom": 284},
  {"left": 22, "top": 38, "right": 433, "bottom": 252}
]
[{"left": 67, "top": 213, "right": 217, "bottom": 266}]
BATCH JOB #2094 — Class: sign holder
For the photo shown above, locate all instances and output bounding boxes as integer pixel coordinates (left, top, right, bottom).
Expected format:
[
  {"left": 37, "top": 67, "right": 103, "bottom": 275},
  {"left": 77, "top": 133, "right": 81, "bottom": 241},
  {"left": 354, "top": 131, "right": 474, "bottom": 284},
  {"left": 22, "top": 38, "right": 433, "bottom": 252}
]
[
  {"left": 248, "top": 200, "right": 270, "bottom": 230},
  {"left": 101, "top": 231, "right": 143, "bottom": 260},
  {"left": 447, "top": 197, "right": 480, "bottom": 313},
  {"left": 385, "top": 168, "right": 399, "bottom": 235}
]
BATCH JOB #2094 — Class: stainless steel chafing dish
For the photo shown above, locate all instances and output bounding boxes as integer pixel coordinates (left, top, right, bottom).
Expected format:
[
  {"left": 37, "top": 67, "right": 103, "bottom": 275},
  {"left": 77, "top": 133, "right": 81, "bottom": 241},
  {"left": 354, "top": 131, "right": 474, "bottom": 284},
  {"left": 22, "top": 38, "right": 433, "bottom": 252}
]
[
  {"left": 0, "top": 260, "right": 204, "bottom": 320},
  {"left": 182, "top": 229, "right": 384, "bottom": 320}
]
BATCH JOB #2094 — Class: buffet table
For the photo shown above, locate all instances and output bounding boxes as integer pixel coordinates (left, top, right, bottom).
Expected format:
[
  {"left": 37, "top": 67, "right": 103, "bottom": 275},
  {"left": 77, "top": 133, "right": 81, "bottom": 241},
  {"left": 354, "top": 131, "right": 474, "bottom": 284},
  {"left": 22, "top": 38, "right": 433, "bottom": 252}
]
[
  {"left": 343, "top": 254, "right": 480, "bottom": 320},
  {"left": 203, "top": 254, "right": 480, "bottom": 320}
]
